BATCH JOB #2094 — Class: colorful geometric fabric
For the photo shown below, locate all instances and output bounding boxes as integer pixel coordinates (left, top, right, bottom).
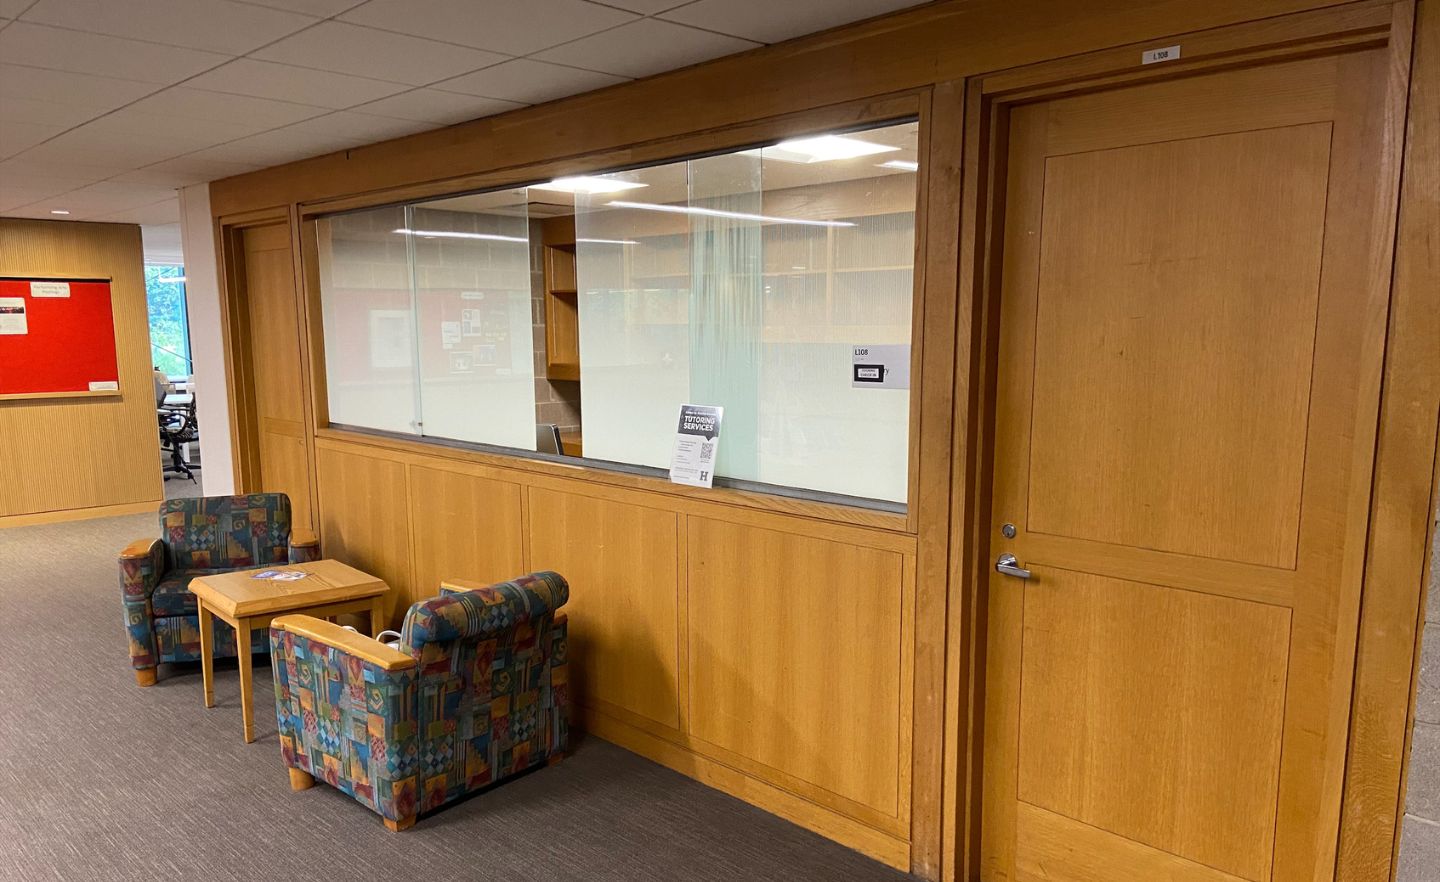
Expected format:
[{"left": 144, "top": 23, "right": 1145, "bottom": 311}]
[
  {"left": 120, "top": 493, "right": 312, "bottom": 674},
  {"left": 161, "top": 494, "right": 292, "bottom": 571},
  {"left": 272, "top": 572, "right": 570, "bottom": 823}
]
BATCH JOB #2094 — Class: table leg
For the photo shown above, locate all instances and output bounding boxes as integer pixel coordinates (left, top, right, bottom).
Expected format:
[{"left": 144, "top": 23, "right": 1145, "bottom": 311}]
[
  {"left": 198, "top": 600, "right": 215, "bottom": 709},
  {"left": 236, "top": 618, "right": 254, "bottom": 743},
  {"left": 371, "top": 597, "right": 386, "bottom": 638}
]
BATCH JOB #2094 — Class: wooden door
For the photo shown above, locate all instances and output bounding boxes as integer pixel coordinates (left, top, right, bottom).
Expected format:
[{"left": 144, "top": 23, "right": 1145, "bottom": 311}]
[
  {"left": 240, "top": 223, "right": 314, "bottom": 530},
  {"left": 981, "top": 45, "right": 1398, "bottom": 882}
]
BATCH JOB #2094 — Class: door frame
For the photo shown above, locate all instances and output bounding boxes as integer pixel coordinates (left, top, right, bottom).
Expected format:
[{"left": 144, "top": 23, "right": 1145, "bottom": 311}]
[
  {"left": 939, "top": 2, "right": 1428, "bottom": 879},
  {"left": 216, "top": 206, "right": 320, "bottom": 530}
]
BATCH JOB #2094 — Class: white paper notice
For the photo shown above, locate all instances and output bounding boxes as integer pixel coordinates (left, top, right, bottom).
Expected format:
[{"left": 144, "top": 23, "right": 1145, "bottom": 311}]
[
  {"left": 670, "top": 404, "right": 723, "bottom": 488},
  {"left": 0, "top": 297, "right": 26, "bottom": 335},
  {"left": 852, "top": 344, "right": 911, "bottom": 389},
  {"left": 29, "top": 281, "right": 70, "bottom": 298},
  {"left": 440, "top": 320, "right": 461, "bottom": 350},
  {"left": 89, "top": 381, "right": 119, "bottom": 392}
]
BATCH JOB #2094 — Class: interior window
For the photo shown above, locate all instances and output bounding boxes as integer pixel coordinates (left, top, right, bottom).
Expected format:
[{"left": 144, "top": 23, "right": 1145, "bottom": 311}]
[{"left": 315, "top": 118, "right": 920, "bottom": 506}]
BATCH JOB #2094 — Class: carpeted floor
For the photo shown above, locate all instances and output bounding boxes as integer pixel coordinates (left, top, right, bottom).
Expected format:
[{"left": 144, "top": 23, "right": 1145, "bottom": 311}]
[{"left": 0, "top": 513, "right": 914, "bottom": 882}]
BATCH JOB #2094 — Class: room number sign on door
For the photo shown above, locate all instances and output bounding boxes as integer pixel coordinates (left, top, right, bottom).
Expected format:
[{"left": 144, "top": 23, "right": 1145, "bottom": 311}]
[{"left": 1142, "top": 44, "right": 1182, "bottom": 65}]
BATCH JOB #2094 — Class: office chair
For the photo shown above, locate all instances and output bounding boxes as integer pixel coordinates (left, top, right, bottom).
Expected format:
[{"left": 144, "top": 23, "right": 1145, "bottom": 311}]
[{"left": 160, "top": 395, "right": 201, "bottom": 482}]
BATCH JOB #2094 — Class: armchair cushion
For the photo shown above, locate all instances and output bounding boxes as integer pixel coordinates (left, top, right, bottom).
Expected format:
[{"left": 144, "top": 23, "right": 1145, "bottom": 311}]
[
  {"left": 400, "top": 571, "right": 568, "bottom": 654},
  {"left": 162, "top": 494, "right": 293, "bottom": 570},
  {"left": 150, "top": 569, "right": 227, "bottom": 617}
]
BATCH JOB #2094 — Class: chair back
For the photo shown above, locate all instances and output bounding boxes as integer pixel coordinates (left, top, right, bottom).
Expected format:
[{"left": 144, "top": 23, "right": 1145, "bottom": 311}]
[{"left": 161, "top": 493, "right": 293, "bottom": 570}]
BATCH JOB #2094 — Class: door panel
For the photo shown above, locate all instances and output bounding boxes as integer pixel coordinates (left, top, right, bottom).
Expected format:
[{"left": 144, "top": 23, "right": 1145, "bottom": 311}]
[
  {"left": 1028, "top": 124, "right": 1330, "bottom": 568},
  {"left": 241, "top": 222, "right": 313, "bottom": 529},
  {"left": 983, "top": 45, "right": 1394, "bottom": 882}
]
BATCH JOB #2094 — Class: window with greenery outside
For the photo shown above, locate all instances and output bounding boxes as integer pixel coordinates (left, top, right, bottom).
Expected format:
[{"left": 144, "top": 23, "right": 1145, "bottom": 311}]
[{"left": 145, "top": 265, "right": 191, "bottom": 378}]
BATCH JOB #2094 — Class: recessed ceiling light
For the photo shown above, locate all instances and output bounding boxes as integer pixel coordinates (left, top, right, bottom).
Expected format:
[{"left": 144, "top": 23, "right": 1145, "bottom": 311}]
[
  {"left": 606, "top": 200, "right": 854, "bottom": 229},
  {"left": 393, "top": 228, "right": 527, "bottom": 243},
  {"left": 50, "top": 209, "right": 70, "bottom": 215},
  {"left": 531, "top": 176, "right": 647, "bottom": 195},
  {"left": 768, "top": 135, "right": 900, "bottom": 163},
  {"left": 880, "top": 160, "right": 919, "bottom": 172}
]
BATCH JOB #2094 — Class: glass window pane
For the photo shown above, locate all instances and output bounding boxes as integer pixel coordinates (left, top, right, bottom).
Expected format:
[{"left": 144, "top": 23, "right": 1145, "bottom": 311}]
[
  {"left": 317, "top": 205, "right": 419, "bottom": 435},
  {"left": 574, "top": 120, "right": 918, "bottom": 503},
  {"left": 575, "top": 161, "right": 691, "bottom": 468},
  {"left": 144, "top": 264, "right": 190, "bottom": 378},
  {"left": 407, "top": 191, "right": 537, "bottom": 449}
]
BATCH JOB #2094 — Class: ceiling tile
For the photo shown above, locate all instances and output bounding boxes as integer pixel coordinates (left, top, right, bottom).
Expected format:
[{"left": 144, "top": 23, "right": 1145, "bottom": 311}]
[
  {"left": 659, "top": 0, "right": 925, "bottom": 44},
  {"left": 435, "top": 58, "right": 627, "bottom": 105},
  {"left": 0, "top": 120, "right": 62, "bottom": 159},
  {"left": 0, "top": 94, "right": 101, "bottom": 128},
  {"left": 352, "top": 88, "right": 523, "bottom": 124},
  {"left": 22, "top": 0, "right": 317, "bottom": 55},
  {"left": 531, "top": 18, "right": 758, "bottom": 79},
  {"left": 0, "top": 156, "right": 131, "bottom": 185},
  {"left": 185, "top": 58, "right": 409, "bottom": 109},
  {"left": 595, "top": 0, "right": 692, "bottom": 12},
  {"left": 0, "top": 22, "right": 229, "bottom": 84},
  {"left": 186, "top": 125, "right": 360, "bottom": 166},
  {"left": 93, "top": 197, "right": 182, "bottom": 225},
  {"left": 282, "top": 110, "right": 430, "bottom": 144},
  {"left": 37, "top": 181, "right": 179, "bottom": 219},
  {"left": 230, "top": 0, "right": 366, "bottom": 15},
  {"left": 110, "top": 156, "right": 262, "bottom": 187},
  {"left": 0, "top": 183, "right": 77, "bottom": 212},
  {"left": 78, "top": 107, "right": 272, "bottom": 147},
  {"left": 251, "top": 21, "right": 509, "bottom": 86},
  {"left": 0, "top": 63, "right": 160, "bottom": 110},
  {"left": 126, "top": 86, "right": 328, "bottom": 128},
  {"left": 340, "top": 0, "right": 637, "bottom": 55},
  {"left": 22, "top": 127, "right": 196, "bottom": 168}
]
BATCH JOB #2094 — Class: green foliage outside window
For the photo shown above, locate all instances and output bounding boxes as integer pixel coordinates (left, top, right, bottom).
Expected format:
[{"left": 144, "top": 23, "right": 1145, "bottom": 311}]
[{"left": 145, "top": 265, "right": 190, "bottom": 378}]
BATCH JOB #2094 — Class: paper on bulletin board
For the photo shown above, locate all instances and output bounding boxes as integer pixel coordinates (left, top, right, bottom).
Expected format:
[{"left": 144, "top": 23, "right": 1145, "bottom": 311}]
[
  {"left": 29, "top": 282, "right": 70, "bottom": 298},
  {"left": 0, "top": 298, "right": 27, "bottom": 335}
]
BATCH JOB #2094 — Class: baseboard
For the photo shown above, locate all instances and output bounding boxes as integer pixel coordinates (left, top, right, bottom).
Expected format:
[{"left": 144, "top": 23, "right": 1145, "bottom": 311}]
[
  {"left": 0, "top": 499, "right": 161, "bottom": 529},
  {"left": 579, "top": 706, "right": 912, "bottom": 871}
]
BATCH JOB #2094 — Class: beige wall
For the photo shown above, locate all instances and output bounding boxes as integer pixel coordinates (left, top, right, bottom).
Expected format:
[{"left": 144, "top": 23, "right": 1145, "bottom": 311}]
[{"left": 0, "top": 218, "right": 162, "bottom": 523}]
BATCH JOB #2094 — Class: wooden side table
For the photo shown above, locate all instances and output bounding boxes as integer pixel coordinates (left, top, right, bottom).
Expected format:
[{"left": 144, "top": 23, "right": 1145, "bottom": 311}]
[{"left": 187, "top": 559, "right": 389, "bottom": 743}]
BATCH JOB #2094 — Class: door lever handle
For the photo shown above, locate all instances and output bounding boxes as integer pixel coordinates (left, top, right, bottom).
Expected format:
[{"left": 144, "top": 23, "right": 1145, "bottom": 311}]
[{"left": 996, "top": 553, "right": 1032, "bottom": 580}]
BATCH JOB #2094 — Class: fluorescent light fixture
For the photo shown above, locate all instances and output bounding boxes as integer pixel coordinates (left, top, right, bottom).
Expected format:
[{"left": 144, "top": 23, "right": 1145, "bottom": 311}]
[
  {"left": 531, "top": 176, "right": 647, "bottom": 195},
  {"left": 49, "top": 209, "right": 70, "bottom": 215},
  {"left": 577, "top": 237, "right": 640, "bottom": 245},
  {"left": 606, "top": 200, "right": 854, "bottom": 228},
  {"left": 768, "top": 135, "right": 900, "bottom": 163},
  {"left": 393, "top": 228, "right": 527, "bottom": 243},
  {"left": 880, "top": 159, "right": 919, "bottom": 171}
]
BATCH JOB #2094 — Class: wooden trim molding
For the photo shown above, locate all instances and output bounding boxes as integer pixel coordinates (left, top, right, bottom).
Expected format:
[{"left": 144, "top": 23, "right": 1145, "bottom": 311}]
[
  {"left": 1336, "top": 0, "right": 1440, "bottom": 877},
  {"left": 0, "top": 499, "right": 160, "bottom": 529}
]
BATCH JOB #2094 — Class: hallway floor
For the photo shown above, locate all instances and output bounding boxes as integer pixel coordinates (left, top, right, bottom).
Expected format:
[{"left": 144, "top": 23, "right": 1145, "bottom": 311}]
[{"left": 0, "top": 513, "right": 913, "bottom": 882}]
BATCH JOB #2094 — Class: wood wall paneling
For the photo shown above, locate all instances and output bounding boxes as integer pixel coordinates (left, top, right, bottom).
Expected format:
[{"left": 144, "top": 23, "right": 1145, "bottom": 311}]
[
  {"left": 314, "top": 443, "right": 411, "bottom": 625},
  {"left": 406, "top": 463, "right": 525, "bottom": 606},
  {"left": 526, "top": 487, "right": 683, "bottom": 731},
  {"left": 0, "top": 219, "right": 161, "bottom": 522},
  {"left": 686, "top": 517, "right": 909, "bottom": 818}
]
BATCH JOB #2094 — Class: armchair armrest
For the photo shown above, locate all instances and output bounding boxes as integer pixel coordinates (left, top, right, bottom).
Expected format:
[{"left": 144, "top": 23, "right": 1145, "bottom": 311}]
[
  {"left": 270, "top": 614, "right": 419, "bottom": 823},
  {"left": 287, "top": 527, "right": 321, "bottom": 564},
  {"left": 270, "top": 615, "right": 414, "bottom": 671},
  {"left": 119, "top": 537, "right": 165, "bottom": 600}
]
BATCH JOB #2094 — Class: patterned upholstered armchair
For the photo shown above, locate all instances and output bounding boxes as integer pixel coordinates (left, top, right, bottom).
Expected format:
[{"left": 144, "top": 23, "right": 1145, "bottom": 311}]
[
  {"left": 270, "top": 571, "right": 569, "bottom": 831},
  {"left": 120, "top": 493, "right": 319, "bottom": 687}
]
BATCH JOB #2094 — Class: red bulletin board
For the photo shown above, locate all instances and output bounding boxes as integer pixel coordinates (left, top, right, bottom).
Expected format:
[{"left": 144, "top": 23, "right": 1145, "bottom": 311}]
[{"left": 0, "top": 277, "right": 121, "bottom": 400}]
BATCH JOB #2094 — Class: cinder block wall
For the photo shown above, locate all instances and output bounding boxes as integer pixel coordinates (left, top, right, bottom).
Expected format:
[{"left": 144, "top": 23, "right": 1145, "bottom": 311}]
[{"left": 1398, "top": 509, "right": 1440, "bottom": 880}]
